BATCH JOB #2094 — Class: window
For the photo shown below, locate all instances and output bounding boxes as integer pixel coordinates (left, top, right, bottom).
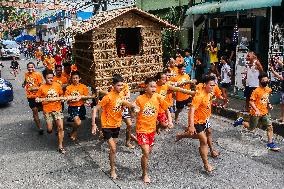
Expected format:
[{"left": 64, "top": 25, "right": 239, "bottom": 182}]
[{"left": 116, "top": 27, "right": 142, "bottom": 57}]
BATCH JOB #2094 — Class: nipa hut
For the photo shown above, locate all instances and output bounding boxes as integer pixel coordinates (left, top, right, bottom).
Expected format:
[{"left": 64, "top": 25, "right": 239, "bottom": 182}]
[{"left": 73, "top": 6, "right": 178, "bottom": 91}]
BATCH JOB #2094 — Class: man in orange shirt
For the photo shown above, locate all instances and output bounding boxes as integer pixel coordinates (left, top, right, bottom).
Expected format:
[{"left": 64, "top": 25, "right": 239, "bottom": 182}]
[
  {"left": 134, "top": 77, "right": 169, "bottom": 183},
  {"left": 176, "top": 75, "right": 217, "bottom": 172},
  {"left": 172, "top": 64, "right": 192, "bottom": 124},
  {"left": 233, "top": 72, "right": 280, "bottom": 151},
  {"left": 195, "top": 80, "right": 224, "bottom": 158},
  {"left": 23, "top": 62, "right": 44, "bottom": 135},
  {"left": 167, "top": 58, "right": 178, "bottom": 78},
  {"left": 155, "top": 72, "right": 174, "bottom": 130},
  {"left": 34, "top": 47, "right": 43, "bottom": 67},
  {"left": 175, "top": 50, "right": 184, "bottom": 65},
  {"left": 62, "top": 62, "right": 71, "bottom": 81},
  {"left": 91, "top": 74, "right": 125, "bottom": 180},
  {"left": 53, "top": 65, "right": 68, "bottom": 89},
  {"left": 43, "top": 52, "right": 56, "bottom": 71},
  {"left": 119, "top": 81, "right": 136, "bottom": 148},
  {"left": 65, "top": 71, "right": 89, "bottom": 141},
  {"left": 36, "top": 69, "right": 65, "bottom": 154}
]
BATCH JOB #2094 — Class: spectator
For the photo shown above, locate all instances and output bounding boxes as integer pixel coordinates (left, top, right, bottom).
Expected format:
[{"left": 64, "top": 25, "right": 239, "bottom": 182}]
[
  {"left": 0, "top": 61, "right": 4, "bottom": 78},
  {"left": 270, "top": 58, "right": 284, "bottom": 123},
  {"left": 194, "top": 57, "right": 205, "bottom": 84},
  {"left": 220, "top": 56, "right": 231, "bottom": 108},
  {"left": 10, "top": 56, "right": 20, "bottom": 77},
  {"left": 184, "top": 48, "right": 194, "bottom": 77},
  {"left": 243, "top": 51, "right": 263, "bottom": 112},
  {"left": 207, "top": 40, "right": 219, "bottom": 70}
]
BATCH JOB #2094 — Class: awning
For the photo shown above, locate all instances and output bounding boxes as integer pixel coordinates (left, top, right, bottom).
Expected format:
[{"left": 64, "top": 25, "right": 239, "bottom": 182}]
[
  {"left": 220, "top": 0, "right": 282, "bottom": 12},
  {"left": 186, "top": 0, "right": 282, "bottom": 15},
  {"left": 186, "top": 2, "right": 220, "bottom": 15}
]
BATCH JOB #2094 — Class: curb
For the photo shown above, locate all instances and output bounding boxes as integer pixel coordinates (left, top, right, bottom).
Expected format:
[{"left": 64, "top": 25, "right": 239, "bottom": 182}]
[{"left": 212, "top": 106, "right": 284, "bottom": 137}]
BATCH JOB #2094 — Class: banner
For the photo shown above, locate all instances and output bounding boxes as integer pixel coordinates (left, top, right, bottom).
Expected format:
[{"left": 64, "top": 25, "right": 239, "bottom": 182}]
[{"left": 0, "top": 1, "right": 68, "bottom": 10}]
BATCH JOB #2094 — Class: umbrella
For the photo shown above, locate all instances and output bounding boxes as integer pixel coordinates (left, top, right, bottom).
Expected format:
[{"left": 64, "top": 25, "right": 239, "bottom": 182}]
[{"left": 15, "top": 35, "right": 36, "bottom": 42}]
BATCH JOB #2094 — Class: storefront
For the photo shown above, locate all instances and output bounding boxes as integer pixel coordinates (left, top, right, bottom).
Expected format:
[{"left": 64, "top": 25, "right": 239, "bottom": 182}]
[{"left": 186, "top": 0, "right": 283, "bottom": 101}]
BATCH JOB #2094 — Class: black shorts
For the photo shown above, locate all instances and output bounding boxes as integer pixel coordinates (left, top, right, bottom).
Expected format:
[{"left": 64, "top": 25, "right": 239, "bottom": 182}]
[
  {"left": 102, "top": 128, "right": 120, "bottom": 140},
  {"left": 27, "top": 98, "right": 42, "bottom": 111},
  {"left": 68, "top": 105, "right": 86, "bottom": 121},
  {"left": 194, "top": 123, "right": 206, "bottom": 133},
  {"left": 221, "top": 83, "right": 230, "bottom": 89},
  {"left": 244, "top": 86, "right": 257, "bottom": 99},
  {"left": 176, "top": 98, "right": 192, "bottom": 110}
]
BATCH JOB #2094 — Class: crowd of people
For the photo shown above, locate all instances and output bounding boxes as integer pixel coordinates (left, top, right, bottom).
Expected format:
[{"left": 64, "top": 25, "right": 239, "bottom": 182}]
[{"left": 21, "top": 41, "right": 282, "bottom": 183}]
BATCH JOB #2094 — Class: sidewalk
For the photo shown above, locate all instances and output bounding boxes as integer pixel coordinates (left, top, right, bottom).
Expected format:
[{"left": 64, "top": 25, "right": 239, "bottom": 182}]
[{"left": 213, "top": 95, "right": 284, "bottom": 137}]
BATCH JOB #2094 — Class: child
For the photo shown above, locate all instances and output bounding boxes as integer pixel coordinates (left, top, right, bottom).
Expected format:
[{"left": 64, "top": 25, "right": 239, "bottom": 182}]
[
  {"left": 91, "top": 74, "right": 125, "bottom": 179},
  {"left": 234, "top": 72, "right": 280, "bottom": 151},
  {"left": 220, "top": 56, "right": 231, "bottom": 108},
  {"left": 133, "top": 77, "right": 169, "bottom": 183},
  {"left": 36, "top": 69, "right": 65, "bottom": 154},
  {"left": 176, "top": 75, "right": 217, "bottom": 172},
  {"left": 65, "top": 71, "right": 89, "bottom": 141}
]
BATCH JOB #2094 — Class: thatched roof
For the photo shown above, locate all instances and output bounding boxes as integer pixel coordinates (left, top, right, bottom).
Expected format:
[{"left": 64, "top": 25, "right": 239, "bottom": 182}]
[{"left": 73, "top": 6, "right": 179, "bottom": 34}]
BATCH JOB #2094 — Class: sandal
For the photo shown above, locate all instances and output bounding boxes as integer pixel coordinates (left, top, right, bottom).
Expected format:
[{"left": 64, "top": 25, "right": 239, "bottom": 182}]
[{"left": 58, "top": 147, "right": 66, "bottom": 154}]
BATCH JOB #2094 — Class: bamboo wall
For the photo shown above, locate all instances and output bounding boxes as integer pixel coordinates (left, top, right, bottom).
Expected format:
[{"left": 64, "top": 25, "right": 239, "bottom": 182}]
[{"left": 74, "top": 12, "right": 164, "bottom": 91}]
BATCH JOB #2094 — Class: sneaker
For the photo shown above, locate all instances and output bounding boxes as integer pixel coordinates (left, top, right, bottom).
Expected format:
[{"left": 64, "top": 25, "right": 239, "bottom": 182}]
[
  {"left": 233, "top": 117, "right": 244, "bottom": 127},
  {"left": 266, "top": 142, "right": 280, "bottom": 151}
]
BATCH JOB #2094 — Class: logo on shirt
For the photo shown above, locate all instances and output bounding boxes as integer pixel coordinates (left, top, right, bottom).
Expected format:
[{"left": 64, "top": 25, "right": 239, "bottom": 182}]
[
  {"left": 26, "top": 77, "right": 35, "bottom": 87},
  {"left": 47, "top": 88, "right": 59, "bottom": 98},
  {"left": 71, "top": 90, "right": 80, "bottom": 96},
  {"left": 160, "top": 90, "right": 167, "bottom": 98},
  {"left": 142, "top": 102, "right": 157, "bottom": 116},
  {"left": 260, "top": 93, "right": 269, "bottom": 104},
  {"left": 113, "top": 99, "right": 123, "bottom": 112}
]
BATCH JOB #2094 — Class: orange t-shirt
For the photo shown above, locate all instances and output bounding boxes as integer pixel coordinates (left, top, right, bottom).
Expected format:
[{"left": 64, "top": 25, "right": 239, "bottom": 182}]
[
  {"left": 36, "top": 82, "right": 63, "bottom": 113},
  {"left": 62, "top": 71, "right": 70, "bottom": 81},
  {"left": 172, "top": 74, "right": 191, "bottom": 101},
  {"left": 168, "top": 67, "right": 178, "bottom": 77},
  {"left": 190, "top": 89, "right": 212, "bottom": 124},
  {"left": 43, "top": 57, "right": 56, "bottom": 70},
  {"left": 53, "top": 75, "right": 68, "bottom": 86},
  {"left": 250, "top": 87, "right": 272, "bottom": 116},
  {"left": 65, "top": 83, "right": 89, "bottom": 107},
  {"left": 25, "top": 72, "right": 43, "bottom": 99},
  {"left": 120, "top": 83, "right": 130, "bottom": 98},
  {"left": 99, "top": 90, "right": 123, "bottom": 128},
  {"left": 176, "top": 57, "right": 184, "bottom": 65},
  {"left": 156, "top": 83, "right": 173, "bottom": 109},
  {"left": 34, "top": 51, "right": 43, "bottom": 60},
  {"left": 135, "top": 93, "right": 169, "bottom": 134}
]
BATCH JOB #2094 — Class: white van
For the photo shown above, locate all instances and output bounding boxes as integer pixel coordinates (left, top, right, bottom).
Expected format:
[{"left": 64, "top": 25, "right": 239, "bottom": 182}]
[{"left": 0, "top": 40, "right": 20, "bottom": 59}]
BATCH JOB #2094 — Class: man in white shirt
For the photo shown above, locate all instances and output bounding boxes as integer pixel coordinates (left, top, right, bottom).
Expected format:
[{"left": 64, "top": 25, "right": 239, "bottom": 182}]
[{"left": 243, "top": 51, "right": 263, "bottom": 111}]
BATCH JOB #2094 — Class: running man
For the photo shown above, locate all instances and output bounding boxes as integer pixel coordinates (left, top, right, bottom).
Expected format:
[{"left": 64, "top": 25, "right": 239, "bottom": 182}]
[
  {"left": 91, "top": 74, "right": 126, "bottom": 179},
  {"left": 36, "top": 69, "right": 65, "bottom": 154},
  {"left": 65, "top": 71, "right": 89, "bottom": 141},
  {"left": 10, "top": 56, "right": 20, "bottom": 77},
  {"left": 176, "top": 75, "right": 217, "bottom": 172},
  {"left": 233, "top": 72, "right": 280, "bottom": 151},
  {"left": 23, "top": 62, "right": 44, "bottom": 135},
  {"left": 133, "top": 77, "right": 169, "bottom": 183}
]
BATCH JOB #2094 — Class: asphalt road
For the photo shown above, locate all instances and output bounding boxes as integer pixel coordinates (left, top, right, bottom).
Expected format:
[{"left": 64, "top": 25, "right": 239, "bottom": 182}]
[{"left": 0, "top": 57, "right": 283, "bottom": 189}]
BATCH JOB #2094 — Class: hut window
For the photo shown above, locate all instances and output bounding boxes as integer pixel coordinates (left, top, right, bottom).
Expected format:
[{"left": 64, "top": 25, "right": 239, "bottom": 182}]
[{"left": 116, "top": 28, "right": 141, "bottom": 57}]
